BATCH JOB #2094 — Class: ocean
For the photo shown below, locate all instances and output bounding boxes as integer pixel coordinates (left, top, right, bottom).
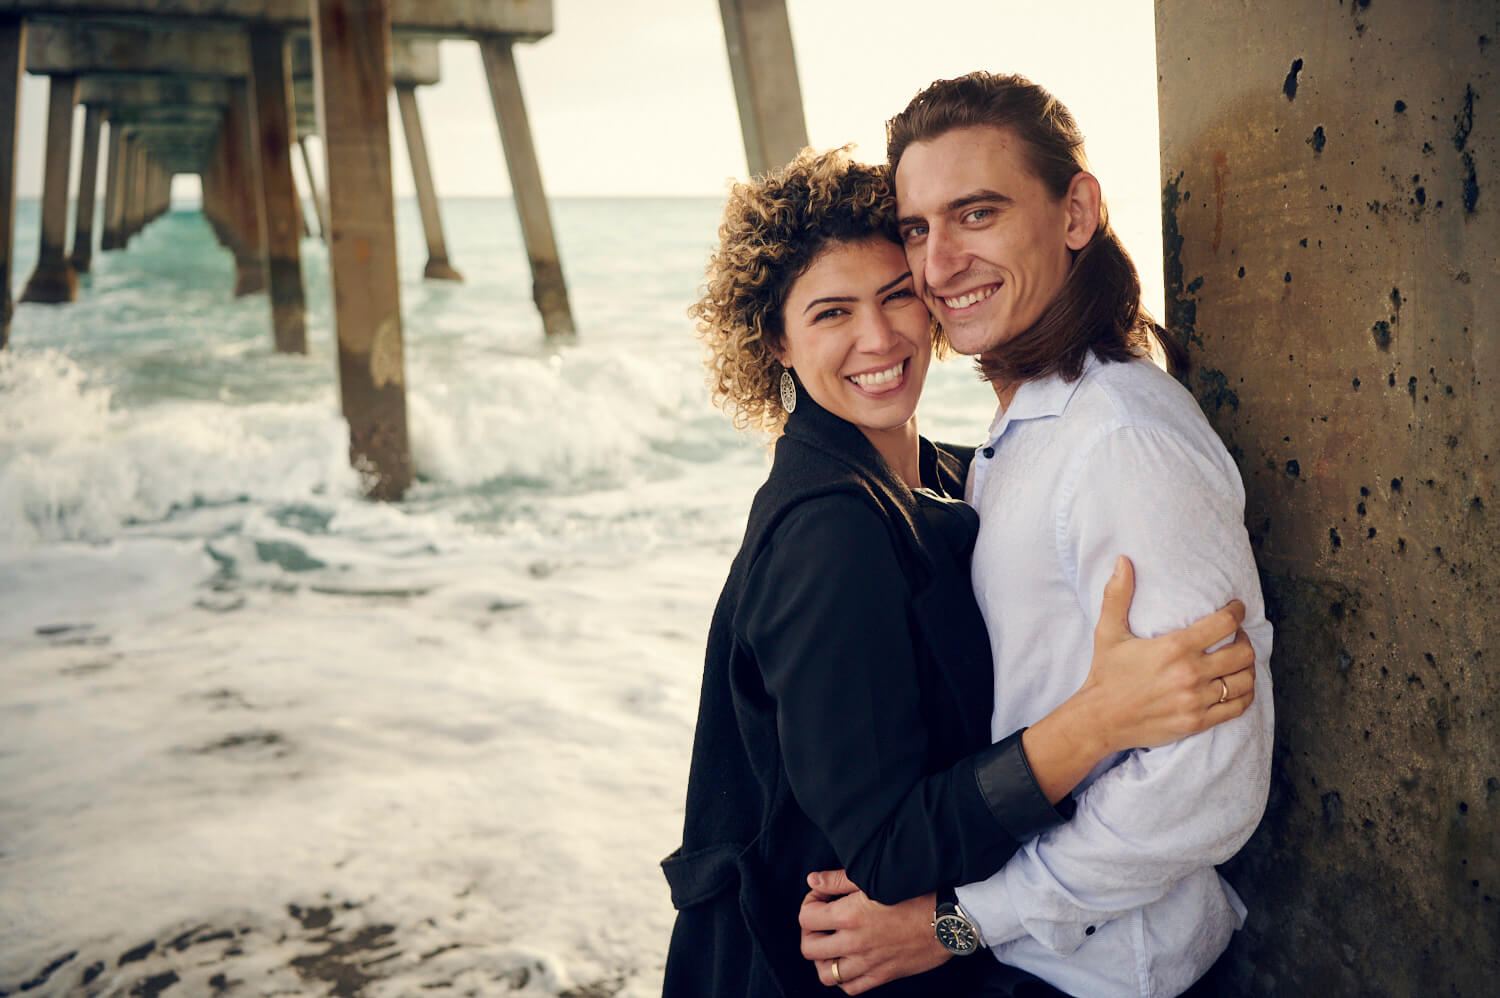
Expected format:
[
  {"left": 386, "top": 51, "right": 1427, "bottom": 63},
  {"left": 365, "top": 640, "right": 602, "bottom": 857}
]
[{"left": 0, "top": 195, "right": 1003, "bottom": 996}]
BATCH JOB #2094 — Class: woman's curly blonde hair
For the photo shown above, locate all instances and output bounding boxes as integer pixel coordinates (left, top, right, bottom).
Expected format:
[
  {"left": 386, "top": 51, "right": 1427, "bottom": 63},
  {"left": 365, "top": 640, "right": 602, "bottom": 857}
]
[{"left": 690, "top": 146, "right": 907, "bottom": 436}]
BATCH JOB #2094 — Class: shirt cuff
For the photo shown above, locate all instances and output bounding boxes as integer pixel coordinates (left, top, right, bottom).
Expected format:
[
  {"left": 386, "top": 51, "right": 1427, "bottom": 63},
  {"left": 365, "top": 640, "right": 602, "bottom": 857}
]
[{"left": 971, "top": 728, "right": 1076, "bottom": 843}]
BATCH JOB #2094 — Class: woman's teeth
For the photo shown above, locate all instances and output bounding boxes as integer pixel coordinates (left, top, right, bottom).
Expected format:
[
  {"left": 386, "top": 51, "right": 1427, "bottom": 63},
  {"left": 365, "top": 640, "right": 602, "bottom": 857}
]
[{"left": 849, "top": 360, "right": 905, "bottom": 388}]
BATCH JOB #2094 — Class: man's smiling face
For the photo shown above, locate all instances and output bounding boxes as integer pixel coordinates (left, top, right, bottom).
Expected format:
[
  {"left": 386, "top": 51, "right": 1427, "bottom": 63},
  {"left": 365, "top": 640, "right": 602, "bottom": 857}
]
[{"left": 895, "top": 125, "right": 1089, "bottom": 360}]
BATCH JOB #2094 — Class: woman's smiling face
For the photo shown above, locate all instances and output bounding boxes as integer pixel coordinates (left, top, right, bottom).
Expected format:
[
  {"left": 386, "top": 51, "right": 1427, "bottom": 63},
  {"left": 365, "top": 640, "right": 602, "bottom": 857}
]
[{"left": 776, "top": 237, "right": 932, "bottom": 441}]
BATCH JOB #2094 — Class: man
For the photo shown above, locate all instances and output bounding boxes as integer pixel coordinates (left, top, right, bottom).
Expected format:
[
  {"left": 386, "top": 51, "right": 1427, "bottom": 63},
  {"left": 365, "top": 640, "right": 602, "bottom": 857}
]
[{"left": 798, "top": 72, "right": 1274, "bottom": 998}]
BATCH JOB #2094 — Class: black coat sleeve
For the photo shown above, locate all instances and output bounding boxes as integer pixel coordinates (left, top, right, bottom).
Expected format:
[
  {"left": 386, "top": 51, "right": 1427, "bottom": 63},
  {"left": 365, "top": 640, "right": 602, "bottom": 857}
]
[{"left": 738, "top": 495, "right": 1061, "bottom": 905}]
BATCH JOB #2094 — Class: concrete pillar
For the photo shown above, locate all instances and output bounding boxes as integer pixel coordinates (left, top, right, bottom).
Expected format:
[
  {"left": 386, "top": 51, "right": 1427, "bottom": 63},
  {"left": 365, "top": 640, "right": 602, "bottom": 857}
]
[
  {"left": 717, "top": 0, "right": 809, "bottom": 176},
  {"left": 0, "top": 16, "right": 23, "bottom": 348},
  {"left": 478, "top": 35, "right": 573, "bottom": 336},
  {"left": 224, "top": 83, "right": 266, "bottom": 296},
  {"left": 127, "top": 141, "right": 146, "bottom": 241},
  {"left": 1155, "top": 2, "right": 1497, "bottom": 995},
  {"left": 394, "top": 82, "right": 460, "bottom": 281},
  {"left": 101, "top": 121, "right": 125, "bottom": 251},
  {"left": 70, "top": 104, "right": 103, "bottom": 273},
  {"left": 296, "top": 134, "right": 328, "bottom": 240},
  {"left": 312, "top": 0, "right": 412, "bottom": 500},
  {"left": 19, "top": 73, "right": 78, "bottom": 304},
  {"left": 117, "top": 133, "right": 137, "bottom": 243},
  {"left": 247, "top": 26, "right": 306, "bottom": 354}
]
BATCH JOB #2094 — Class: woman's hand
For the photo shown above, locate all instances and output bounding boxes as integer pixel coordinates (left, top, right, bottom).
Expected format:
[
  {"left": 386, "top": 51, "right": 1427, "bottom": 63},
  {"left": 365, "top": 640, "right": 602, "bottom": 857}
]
[
  {"left": 798, "top": 870, "right": 948, "bottom": 994},
  {"left": 1085, "top": 554, "right": 1256, "bottom": 751},
  {"left": 1022, "top": 555, "right": 1256, "bottom": 803}
]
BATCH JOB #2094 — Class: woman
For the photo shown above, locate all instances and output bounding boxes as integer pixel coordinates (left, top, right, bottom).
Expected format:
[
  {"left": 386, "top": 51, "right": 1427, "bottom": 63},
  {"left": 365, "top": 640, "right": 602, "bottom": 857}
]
[{"left": 660, "top": 148, "right": 1254, "bottom": 997}]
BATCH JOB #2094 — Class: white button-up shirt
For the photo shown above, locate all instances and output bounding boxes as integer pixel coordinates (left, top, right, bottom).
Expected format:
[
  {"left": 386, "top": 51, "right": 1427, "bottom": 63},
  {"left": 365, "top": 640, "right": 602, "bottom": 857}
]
[{"left": 957, "top": 354, "right": 1274, "bottom": 998}]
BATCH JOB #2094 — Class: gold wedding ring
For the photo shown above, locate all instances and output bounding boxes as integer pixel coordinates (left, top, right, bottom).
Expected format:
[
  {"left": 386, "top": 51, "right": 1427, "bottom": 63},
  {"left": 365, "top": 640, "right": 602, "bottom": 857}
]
[
  {"left": 1217, "top": 677, "right": 1229, "bottom": 704},
  {"left": 832, "top": 960, "right": 843, "bottom": 986}
]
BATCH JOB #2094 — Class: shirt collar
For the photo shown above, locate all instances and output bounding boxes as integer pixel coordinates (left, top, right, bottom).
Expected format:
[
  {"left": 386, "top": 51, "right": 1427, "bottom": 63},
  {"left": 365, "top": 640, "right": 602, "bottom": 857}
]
[{"left": 984, "top": 352, "right": 1099, "bottom": 444}]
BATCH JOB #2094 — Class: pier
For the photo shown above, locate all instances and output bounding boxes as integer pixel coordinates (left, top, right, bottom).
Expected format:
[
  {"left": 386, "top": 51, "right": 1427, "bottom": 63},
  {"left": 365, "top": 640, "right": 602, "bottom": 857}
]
[{"left": 0, "top": 2, "right": 1492, "bottom": 995}]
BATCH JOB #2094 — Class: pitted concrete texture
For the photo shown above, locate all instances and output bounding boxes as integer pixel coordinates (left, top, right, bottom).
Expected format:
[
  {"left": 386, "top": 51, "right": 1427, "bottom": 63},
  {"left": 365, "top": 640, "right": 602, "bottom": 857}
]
[{"left": 1157, "top": 1, "right": 1496, "bottom": 994}]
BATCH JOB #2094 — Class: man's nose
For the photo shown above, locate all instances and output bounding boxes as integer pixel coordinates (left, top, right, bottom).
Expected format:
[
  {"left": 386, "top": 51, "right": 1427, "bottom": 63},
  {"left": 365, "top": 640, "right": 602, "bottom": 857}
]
[{"left": 924, "top": 227, "right": 965, "bottom": 289}]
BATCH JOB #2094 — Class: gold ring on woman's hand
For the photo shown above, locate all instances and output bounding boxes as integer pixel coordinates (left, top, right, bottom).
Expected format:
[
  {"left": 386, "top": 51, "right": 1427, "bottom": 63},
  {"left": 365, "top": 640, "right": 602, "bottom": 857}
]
[
  {"left": 832, "top": 960, "right": 843, "bottom": 985},
  {"left": 1217, "top": 677, "right": 1229, "bottom": 704}
]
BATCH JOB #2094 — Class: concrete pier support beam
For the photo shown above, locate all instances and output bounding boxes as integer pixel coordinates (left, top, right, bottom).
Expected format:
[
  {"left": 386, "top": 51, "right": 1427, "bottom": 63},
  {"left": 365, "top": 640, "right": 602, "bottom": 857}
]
[
  {"left": 101, "top": 121, "right": 125, "bottom": 251},
  {"left": 247, "top": 26, "right": 306, "bottom": 353},
  {"left": 478, "top": 35, "right": 572, "bottom": 336},
  {"left": 717, "top": 0, "right": 808, "bottom": 176},
  {"left": 394, "top": 82, "right": 460, "bottom": 281},
  {"left": 222, "top": 84, "right": 266, "bottom": 295},
  {"left": 0, "top": 16, "right": 23, "bottom": 348},
  {"left": 1155, "top": 2, "right": 1497, "bottom": 995},
  {"left": 70, "top": 104, "right": 103, "bottom": 273},
  {"left": 126, "top": 140, "right": 146, "bottom": 241},
  {"left": 312, "top": 0, "right": 412, "bottom": 500},
  {"left": 20, "top": 73, "right": 78, "bottom": 304},
  {"left": 296, "top": 134, "right": 327, "bottom": 240}
]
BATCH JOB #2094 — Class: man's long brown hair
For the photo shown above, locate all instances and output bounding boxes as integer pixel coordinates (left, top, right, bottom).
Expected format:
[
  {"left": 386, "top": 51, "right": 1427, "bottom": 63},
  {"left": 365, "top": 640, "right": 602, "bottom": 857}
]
[{"left": 886, "top": 72, "right": 1187, "bottom": 385}]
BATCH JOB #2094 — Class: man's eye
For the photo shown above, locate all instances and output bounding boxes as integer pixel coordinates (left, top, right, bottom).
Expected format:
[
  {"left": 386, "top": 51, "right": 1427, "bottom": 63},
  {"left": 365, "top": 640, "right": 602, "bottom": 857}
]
[
  {"left": 963, "top": 208, "right": 993, "bottom": 223},
  {"left": 901, "top": 226, "right": 927, "bottom": 243}
]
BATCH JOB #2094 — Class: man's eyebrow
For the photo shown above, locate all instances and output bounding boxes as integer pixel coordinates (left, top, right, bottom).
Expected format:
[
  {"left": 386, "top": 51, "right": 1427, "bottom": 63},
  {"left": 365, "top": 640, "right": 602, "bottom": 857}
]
[
  {"left": 899, "top": 189, "right": 1014, "bottom": 229},
  {"left": 944, "top": 189, "right": 1012, "bottom": 213}
]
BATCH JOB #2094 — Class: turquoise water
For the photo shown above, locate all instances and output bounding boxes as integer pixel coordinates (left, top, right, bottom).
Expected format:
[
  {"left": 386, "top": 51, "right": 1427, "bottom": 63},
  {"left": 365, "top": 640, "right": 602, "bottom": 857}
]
[{"left": 0, "top": 195, "right": 1001, "bottom": 996}]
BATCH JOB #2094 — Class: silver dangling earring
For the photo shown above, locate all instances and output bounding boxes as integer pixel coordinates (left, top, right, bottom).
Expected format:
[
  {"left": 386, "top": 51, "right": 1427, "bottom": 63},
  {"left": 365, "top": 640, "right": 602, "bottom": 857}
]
[{"left": 779, "top": 369, "right": 798, "bottom": 414}]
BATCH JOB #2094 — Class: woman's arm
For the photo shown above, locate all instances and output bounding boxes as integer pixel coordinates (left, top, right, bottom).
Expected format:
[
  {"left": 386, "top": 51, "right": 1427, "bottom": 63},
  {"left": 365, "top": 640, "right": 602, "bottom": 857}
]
[
  {"left": 796, "top": 555, "right": 1257, "bottom": 993},
  {"left": 745, "top": 499, "right": 1255, "bottom": 909},
  {"left": 1021, "top": 554, "right": 1256, "bottom": 803}
]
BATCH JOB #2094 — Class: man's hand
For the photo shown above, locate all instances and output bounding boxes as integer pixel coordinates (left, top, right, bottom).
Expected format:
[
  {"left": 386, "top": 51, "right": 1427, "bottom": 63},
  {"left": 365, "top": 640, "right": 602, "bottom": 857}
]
[{"left": 798, "top": 869, "right": 951, "bottom": 993}]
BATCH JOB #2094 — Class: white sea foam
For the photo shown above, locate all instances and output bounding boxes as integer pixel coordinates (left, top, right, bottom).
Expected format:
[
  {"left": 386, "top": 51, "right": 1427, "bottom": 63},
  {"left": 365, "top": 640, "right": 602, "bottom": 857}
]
[{"left": 1, "top": 197, "right": 997, "bottom": 996}]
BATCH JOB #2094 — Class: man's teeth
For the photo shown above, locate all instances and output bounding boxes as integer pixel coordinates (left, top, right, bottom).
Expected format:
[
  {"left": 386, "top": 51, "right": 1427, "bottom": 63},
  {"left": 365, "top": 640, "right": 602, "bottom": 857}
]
[
  {"left": 942, "top": 286, "right": 997, "bottom": 309},
  {"left": 850, "top": 361, "right": 905, "bottom": 388}
]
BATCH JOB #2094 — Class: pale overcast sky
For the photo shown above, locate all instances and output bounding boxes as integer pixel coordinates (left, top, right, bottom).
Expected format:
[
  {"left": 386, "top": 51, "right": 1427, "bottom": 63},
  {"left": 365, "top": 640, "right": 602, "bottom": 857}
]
[{"left": 14, "top": 0, "right": 1165, "bottom": 307}]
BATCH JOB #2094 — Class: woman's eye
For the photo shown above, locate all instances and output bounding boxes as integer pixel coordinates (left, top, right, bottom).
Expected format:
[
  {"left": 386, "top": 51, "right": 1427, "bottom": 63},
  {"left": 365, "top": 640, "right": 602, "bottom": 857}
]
[
  {"left": 884, "top": 289, "right": 915, "bottom": 304},
  {"left": 813, "top": 308, "right": 846, "bottom": 322}
]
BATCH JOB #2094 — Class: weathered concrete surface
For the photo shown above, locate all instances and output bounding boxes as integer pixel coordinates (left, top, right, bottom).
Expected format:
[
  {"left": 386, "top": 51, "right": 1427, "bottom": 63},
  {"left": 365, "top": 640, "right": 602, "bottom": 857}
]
[
  {"left": 0, "top": 15, "right": 22, "bottom": 346},
  {"left": 394, "top": 82, "right": 460, "bottom": 281},
  {"left": 313, "top": 0, "right": 412, "bottom": 500},
  {"left": 247, "top": 26, "right": 305, "bottom": 353},
  {"left": 19, "top": 72, "right": 77, "bottom": 303},
  {"left": 70, "top": 103, "right": 102, "bottom": 272},
  {"left": 0, "top": 0, "right": 552, "bottom": 39},
  {"left": 479, "top": 34, "right": 573, "bottom": 336},
  {"left": 717, "top": 0, "right": 808, "bottom": 176},
  {"left": 1156, "top": 2, "right": 1497, "bottom": 995}
]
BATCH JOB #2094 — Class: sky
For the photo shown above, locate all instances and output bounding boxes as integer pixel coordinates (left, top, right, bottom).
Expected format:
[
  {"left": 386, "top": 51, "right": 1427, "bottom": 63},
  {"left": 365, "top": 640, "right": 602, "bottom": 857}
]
[{"left": 13, "top": 0, "right": 1166, "bottom": 309}]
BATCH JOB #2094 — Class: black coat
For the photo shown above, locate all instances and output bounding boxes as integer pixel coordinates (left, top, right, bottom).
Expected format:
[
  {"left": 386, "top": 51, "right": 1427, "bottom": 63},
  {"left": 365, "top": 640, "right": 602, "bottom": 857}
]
[{"left": 662, "top": 395, "right": 1066, "bottom": 997}]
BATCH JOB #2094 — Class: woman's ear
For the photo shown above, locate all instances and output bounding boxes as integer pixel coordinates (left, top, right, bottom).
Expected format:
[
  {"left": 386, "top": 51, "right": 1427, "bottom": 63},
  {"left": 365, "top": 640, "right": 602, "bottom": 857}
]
[{"left": 1063, "top": 171, "right": 1103, "bottom": 252}]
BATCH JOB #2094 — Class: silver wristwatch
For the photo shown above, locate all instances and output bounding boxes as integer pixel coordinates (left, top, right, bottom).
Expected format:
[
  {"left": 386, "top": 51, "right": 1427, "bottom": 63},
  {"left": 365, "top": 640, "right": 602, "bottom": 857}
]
[{"left": 933, "top": 885, "right": 982, "bottom": 956}]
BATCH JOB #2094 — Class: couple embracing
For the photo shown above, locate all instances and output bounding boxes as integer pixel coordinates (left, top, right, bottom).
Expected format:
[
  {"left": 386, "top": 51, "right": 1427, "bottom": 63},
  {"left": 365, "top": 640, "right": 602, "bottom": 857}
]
[{"left": 662, "top": 72, "right": 1273, "bottom": 998}]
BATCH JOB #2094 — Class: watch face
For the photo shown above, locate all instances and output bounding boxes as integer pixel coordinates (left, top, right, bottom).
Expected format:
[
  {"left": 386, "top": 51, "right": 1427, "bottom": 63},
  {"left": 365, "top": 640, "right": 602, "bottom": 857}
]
[{"left": 935, "top": 913, "right": 979, "bottom": 955}]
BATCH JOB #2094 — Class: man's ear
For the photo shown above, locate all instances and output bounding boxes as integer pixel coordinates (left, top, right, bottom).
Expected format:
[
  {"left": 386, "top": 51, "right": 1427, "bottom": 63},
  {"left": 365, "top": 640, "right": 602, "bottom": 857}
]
[{"left": 1063, "top": 171, "right": 1102, "bottom": 251}]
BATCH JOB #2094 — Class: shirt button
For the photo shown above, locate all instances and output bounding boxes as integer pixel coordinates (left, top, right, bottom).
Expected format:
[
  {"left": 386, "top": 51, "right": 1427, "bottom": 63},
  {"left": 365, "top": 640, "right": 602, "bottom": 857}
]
[
  {"left": 1085, "top": 925, "right": 1096, "bottom": 935},
  {"left": 982, "top": 446, "right": 995, "bottom": 459}
]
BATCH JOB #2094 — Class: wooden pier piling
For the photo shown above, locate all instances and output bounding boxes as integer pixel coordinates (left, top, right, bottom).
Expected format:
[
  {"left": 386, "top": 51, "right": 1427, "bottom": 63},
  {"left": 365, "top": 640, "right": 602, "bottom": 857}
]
[
  {"left": 717, "top": 0, "right": 808, "bottom": 177},
  {"left": 395, "top": 82, "right": 460, "bottom": 282},
  {"left": 0, "top": 15, "right": 22, "bottom": 347},
  {"left": 479, "top": 35, "right": 573, "bottom": 337},
  {"left": 313, "top": 0, "right": 412, "bottom": 500},
  {"left": 248, "top": 26, "right": 306, "bottom": 353},
  {"left": 19, "top": 71, "right": 77, "bottom": 303},
  {"left": 70, "top": 103, "right": 102, "bottom": 272}
]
